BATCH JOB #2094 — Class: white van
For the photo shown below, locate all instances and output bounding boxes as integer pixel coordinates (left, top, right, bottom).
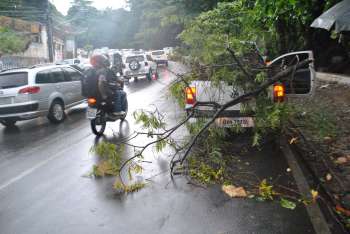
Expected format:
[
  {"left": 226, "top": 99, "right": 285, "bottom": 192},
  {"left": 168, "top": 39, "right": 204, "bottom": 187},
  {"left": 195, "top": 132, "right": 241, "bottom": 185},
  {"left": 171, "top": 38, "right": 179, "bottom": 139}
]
[{"left": 151, "top": 50, "right": 169, "bottom": 66}]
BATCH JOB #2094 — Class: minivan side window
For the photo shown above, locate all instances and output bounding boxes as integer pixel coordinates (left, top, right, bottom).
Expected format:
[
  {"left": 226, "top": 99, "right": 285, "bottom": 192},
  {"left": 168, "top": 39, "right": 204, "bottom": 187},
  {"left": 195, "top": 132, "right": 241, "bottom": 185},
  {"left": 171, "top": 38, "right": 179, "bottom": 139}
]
[
  {"left": 35, "top": 70, "right": 52, "bottom": 84},
  {"left": 63, "top": 67, "right": 83, "bottom": 81},
  {"left": 49, "top": 68, "right": 65, "bottom": 83}
]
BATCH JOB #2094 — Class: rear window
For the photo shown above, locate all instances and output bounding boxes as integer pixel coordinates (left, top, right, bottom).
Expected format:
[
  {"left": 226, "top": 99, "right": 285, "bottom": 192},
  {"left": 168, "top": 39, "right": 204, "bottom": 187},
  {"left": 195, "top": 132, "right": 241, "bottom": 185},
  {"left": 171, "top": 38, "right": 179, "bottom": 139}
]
[
  {"left": 126, "top": 56, "right": 144, "bottom": 63},
  {"left": 0, "top": 72, "right": 28, "bottom": 89},
  {"left": 152, "top": 51, "right": 165, "bottom": 56}
]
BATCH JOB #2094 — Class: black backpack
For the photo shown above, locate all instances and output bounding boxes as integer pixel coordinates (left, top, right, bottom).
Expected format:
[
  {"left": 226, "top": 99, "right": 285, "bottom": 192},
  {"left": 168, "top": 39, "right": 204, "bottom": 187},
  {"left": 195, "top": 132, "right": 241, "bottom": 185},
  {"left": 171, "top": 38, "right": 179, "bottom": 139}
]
[{"left": 81, "top": 68, "right": 99, "bottom": 98}]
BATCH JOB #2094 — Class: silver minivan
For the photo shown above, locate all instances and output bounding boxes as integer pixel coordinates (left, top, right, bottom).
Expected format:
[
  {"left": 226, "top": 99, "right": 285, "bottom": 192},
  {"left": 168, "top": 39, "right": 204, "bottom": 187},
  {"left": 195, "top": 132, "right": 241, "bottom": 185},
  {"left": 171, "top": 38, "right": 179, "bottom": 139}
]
[{"left": 0, "top": 64, "right": 86, "bottom": 127}]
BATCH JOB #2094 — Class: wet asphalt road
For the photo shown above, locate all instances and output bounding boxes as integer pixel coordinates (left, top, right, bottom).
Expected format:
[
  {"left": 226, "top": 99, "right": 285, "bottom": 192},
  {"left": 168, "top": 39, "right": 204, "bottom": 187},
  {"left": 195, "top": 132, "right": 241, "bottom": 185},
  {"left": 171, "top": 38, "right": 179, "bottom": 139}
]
[{"left": 0, "top": 62, "right": 315, "bottom": 234}]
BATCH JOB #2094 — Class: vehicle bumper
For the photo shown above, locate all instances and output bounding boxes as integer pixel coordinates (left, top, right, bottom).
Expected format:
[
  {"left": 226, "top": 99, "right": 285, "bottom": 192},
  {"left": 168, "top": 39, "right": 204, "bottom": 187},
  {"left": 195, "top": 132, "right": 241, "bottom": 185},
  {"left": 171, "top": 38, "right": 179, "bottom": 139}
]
[
  {"left": 124, "top": 72, "right": 148, "bottom": 78},
  {"left": 155, "top": 60, "right": 168, "bottom": 64},
  {"left": 0, "top": 102, "right": 41, "bottom": 120},
  {"left": 185, "top": 106, "right": 255, "bottom": 128}
]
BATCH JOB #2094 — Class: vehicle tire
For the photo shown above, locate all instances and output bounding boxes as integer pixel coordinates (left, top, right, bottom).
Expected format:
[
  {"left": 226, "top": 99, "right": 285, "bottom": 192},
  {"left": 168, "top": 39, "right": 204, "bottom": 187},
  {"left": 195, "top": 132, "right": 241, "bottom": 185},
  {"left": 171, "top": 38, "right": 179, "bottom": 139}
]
[
  {"left": 48, "top": 100, "right": 66, "bottom": 124},
  {"left": 0, "top": 119, "right": 17, "bottom": 127},
  {"left": 91, "top": 118, "right": 106, "bottom": 136},
  {"left": 129, "top": 60, "right": 141, "bottom": 71},
  {"left": 120, "top": 99, "right": 128, "bottom": 121}
]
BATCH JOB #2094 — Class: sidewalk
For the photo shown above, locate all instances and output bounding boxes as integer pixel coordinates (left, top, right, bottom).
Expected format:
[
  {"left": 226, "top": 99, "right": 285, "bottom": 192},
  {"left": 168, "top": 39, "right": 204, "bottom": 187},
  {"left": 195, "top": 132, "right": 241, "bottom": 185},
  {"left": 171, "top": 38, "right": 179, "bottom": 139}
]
[
  {"left": 317, "top": 72, "right": 350, "bottom": 86},
  {"left": 289, "top": 79, "right": 350, "bottom": 232}
]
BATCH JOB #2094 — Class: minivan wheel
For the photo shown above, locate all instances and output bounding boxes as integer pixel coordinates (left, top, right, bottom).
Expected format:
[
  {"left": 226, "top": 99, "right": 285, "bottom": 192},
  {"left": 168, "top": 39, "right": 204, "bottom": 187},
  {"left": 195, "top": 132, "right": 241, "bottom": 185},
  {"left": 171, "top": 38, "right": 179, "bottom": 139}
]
[
  {"left": 0, "top": 119, "right": 17, "bottom": 127},
  {"left": 48, "top": 100, "right": 66, "bottom": 123}
]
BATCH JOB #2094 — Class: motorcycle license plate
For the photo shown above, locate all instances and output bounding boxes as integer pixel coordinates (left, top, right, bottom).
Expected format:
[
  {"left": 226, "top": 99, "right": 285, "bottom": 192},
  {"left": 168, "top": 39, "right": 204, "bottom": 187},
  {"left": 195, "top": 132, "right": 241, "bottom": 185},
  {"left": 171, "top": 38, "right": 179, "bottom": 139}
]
[{"left": 86, "top": 107, "right": 97, "bottom": 119}]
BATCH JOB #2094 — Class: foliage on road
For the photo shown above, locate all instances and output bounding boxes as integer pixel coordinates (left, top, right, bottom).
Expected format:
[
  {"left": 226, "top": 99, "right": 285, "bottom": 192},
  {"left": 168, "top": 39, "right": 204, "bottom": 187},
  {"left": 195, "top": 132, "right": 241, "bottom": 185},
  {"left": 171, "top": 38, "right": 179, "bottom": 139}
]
[
  {"left": 90, "top": 141, "right": 123, "bottom": 176},
  {"left": 90, "top": 141, "right": 147, "bottom": 193}
]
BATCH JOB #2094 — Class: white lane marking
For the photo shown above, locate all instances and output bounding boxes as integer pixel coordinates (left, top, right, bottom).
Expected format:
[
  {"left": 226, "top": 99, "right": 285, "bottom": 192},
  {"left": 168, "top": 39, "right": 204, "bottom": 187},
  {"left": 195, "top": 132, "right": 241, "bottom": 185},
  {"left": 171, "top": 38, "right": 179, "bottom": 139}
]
[
  {"left": 0, "top": 152, "right": 62, "bottom": 191},
  {"left": 0, "top": 133, "right": 91, "bottom": 192}
]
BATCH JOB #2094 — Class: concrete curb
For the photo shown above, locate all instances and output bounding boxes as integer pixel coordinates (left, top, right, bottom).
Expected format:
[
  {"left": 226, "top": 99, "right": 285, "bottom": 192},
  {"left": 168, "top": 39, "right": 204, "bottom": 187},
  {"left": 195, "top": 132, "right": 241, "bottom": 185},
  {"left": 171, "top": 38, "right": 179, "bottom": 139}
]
[
  {"left": 281, "top": 138, "right": 332, "bottom": 234},
  {"left": 316, "top": 72, "right": 350, "bottom": 86}
]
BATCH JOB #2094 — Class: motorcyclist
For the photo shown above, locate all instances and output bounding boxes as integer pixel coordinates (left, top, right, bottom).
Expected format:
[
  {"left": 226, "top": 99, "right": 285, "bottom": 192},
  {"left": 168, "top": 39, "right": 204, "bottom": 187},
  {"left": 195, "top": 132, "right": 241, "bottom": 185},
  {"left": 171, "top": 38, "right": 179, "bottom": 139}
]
[{"left": 90, "top": 54, "right": 126, "bottom": 116}]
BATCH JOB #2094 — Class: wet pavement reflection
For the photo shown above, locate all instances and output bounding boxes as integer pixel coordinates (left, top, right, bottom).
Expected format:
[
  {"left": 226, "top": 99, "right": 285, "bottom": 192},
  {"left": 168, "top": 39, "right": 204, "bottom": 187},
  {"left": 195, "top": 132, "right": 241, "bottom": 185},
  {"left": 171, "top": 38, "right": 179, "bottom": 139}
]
[{"left": 0, "top": 63, "right": 315, "bottom": 234}]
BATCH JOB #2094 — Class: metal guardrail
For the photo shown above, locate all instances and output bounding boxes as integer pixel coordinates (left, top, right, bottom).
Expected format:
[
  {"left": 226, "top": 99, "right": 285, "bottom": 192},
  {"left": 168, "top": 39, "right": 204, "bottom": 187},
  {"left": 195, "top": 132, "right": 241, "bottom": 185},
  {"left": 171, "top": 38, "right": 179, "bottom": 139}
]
[{"left": 0, "top": 56, "right": 48, "bottom": 72}]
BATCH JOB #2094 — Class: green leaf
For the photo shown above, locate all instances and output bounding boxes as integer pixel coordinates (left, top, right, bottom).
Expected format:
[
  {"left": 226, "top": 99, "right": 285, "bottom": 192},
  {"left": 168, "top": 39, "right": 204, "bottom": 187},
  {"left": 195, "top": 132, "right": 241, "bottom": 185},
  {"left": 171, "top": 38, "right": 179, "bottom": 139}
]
[{"left": 280, "top": 198, "right": 296, "bottom": 210}]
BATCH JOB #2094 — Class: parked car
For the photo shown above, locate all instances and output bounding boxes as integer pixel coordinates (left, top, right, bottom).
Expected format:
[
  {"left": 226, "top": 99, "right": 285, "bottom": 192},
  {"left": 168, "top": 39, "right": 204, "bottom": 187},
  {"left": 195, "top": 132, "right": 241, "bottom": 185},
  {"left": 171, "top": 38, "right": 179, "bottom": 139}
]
[
  {"left": 163, "top": 47, "right": 174, "bottom": 56},
  {"left": 184, "top": 51, "right": 315, "bottom": 128},
  {"left": 123, "top": 53, "right": 158, "bottom": 82},
  {"left": 0, "top": 64, "right": 86, "bottom": 127},
  {"left": 151, "top": 50, "right": 169, "bottom": 66},
  {"left": 58, "top": 58, "right": 81, "bottom": 65}
]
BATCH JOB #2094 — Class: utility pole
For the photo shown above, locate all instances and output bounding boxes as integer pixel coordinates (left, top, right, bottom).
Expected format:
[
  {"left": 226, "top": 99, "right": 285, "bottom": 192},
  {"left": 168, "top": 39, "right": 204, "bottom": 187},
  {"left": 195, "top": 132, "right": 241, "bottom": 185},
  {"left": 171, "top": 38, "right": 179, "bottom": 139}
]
[{"left": 45, "top": 0, "right": 54, "bottom": 62}]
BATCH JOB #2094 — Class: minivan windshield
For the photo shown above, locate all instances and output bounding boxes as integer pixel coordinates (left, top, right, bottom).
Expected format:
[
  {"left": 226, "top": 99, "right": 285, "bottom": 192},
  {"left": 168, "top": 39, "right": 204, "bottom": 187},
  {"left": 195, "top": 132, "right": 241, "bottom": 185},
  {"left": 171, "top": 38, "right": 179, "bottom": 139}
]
[
  {"left": 0, "top": 72, "right": 28, "bottom": 89},
  {"left": 152, "top": 51, "right": 165, "bottom": 56},
  {"left": 126, "top": 56, "right": 145, "bottom": 63}
]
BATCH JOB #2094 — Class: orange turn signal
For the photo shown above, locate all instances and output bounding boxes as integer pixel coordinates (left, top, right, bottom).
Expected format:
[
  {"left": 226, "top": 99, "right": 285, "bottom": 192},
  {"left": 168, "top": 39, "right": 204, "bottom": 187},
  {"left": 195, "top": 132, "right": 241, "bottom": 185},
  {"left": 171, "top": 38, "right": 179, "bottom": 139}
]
[
  {"left": 273, "top": 83, "right": 285, "bottom": 102},
  {"left": 185, "top": 87, "right": 196, "bottom": 105},
  {"left": 88, "top": 98, "right": 97, "bottom": 105}
]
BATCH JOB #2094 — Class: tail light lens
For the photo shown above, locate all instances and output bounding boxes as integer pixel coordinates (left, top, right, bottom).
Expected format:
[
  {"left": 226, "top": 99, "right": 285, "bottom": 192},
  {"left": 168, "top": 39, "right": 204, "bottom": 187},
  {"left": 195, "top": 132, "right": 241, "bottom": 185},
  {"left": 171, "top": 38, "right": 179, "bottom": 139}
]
[
  {"left": 18, "top": 86, "right": 40, "bottom": 94},
  {"left": 273, "top": 83, "right": 285, "bottom": 102},
  {"left": 185, "top": 87, "right": 196, "bottom": 105},
  {"left": 88, "top": 98, "right": 97, "bottom": 106}
]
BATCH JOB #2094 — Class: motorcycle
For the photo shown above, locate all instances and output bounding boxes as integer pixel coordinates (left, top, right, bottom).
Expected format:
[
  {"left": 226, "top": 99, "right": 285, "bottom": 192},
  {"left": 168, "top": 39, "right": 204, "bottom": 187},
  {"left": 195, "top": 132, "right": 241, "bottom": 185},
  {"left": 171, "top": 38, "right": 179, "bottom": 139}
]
[{"left": 86, "top": 81, "right": 128, "bottom": 136}]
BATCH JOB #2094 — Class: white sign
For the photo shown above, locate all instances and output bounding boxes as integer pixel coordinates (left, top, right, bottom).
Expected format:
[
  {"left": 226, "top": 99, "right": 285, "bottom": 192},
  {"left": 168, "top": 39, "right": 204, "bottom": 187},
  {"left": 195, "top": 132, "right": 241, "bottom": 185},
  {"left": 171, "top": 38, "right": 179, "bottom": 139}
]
[{"left": 66, "top": 40, "right": 75, "bottom": 52}]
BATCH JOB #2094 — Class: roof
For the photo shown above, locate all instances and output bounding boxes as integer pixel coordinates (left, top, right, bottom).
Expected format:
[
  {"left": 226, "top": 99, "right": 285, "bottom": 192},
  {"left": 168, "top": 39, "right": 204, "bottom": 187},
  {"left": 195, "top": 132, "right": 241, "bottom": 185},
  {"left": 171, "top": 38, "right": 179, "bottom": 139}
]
[
  {"left": 0, "top": 64, "right": 74, "bottom": 74},
  {"left": 311, "top": 0, "right": 350, "bottom": 32}
]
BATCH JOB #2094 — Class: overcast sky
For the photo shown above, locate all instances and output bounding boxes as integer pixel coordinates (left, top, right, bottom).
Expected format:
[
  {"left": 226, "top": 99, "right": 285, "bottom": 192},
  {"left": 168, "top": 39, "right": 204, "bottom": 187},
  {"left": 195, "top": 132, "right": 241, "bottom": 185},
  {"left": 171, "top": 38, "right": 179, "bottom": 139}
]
[{"left": 50, "top": 0, "right": 127, "bottom": 15}]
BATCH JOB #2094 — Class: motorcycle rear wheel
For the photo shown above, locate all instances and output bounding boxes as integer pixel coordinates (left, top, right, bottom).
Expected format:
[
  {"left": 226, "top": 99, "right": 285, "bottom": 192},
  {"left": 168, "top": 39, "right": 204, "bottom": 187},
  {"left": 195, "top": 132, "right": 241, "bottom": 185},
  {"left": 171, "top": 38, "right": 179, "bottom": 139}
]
[{"left": 91, "top": 118, "right": 106, "bottom": 136}]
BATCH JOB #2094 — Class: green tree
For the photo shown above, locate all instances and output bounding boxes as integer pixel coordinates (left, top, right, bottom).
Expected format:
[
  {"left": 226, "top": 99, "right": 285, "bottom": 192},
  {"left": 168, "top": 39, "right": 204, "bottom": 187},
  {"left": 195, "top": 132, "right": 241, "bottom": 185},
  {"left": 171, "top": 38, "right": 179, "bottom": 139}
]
[
  {"left": 254, "top": 0, "right": 341, "bottom": 54},
  {"left": 0, "top": 27, "right": 28, "bottom": 54}
]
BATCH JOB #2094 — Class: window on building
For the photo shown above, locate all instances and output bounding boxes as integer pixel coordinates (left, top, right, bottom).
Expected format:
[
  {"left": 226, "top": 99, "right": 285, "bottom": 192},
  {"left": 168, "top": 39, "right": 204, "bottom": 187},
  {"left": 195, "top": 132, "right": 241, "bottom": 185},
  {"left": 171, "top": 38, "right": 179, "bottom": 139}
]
[{"left": 31, "top": 33, "right": 42, "bottom": 43}]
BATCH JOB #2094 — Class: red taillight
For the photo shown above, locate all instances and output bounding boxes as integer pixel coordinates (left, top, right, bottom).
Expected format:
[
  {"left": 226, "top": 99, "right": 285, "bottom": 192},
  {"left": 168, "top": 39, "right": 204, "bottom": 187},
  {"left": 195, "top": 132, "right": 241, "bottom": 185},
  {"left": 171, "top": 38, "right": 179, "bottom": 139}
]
[
  {"left": 18, "top": 86, "right": 40, "bottom": 94},
  {"left": 273, "top": 83, "right": 285, "bottom": 102},
  {"left": 185, "top": 87, "right": 196, "bottom": 105}
]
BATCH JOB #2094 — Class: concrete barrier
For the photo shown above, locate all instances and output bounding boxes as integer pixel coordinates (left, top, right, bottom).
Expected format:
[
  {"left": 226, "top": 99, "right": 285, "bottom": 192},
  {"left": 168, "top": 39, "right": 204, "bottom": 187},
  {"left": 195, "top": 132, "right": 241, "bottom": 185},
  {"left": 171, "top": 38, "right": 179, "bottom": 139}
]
[{"left": 317, "top": 72, "right": 350, "bottom": 86}]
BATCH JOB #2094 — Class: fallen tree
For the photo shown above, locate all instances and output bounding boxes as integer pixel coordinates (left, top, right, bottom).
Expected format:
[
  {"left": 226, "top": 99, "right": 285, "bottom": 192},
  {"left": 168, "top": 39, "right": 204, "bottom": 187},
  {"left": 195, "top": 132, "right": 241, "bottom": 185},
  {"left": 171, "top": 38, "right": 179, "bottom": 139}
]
[{"left": 91, "top": 47, "right": 312, "bottom": 188}]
